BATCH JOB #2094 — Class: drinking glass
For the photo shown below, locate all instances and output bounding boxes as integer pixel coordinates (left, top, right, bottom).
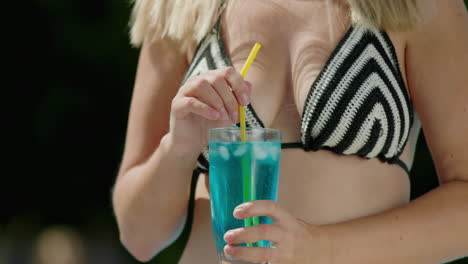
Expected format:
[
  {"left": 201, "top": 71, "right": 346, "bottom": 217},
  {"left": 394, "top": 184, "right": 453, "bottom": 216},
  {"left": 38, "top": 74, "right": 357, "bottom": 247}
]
[{"left": 209, "top": 127, "right": 281, "bottom": 264}]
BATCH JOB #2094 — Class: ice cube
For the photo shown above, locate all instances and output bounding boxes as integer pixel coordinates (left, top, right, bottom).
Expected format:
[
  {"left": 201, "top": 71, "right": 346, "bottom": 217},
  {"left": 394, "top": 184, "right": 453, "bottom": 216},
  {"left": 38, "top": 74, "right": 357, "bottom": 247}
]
[
  {"left": 233, "top": 144, "right": 247, "bottom": 157},
  {"left": 269, "top": 145, "right": 281, "bottom": 160},
  {"left": 252, "top": 144, "right": 268, "bottom": 160},
  {"left": 219, "top": 145, "right": 230, "bottom": 160}
]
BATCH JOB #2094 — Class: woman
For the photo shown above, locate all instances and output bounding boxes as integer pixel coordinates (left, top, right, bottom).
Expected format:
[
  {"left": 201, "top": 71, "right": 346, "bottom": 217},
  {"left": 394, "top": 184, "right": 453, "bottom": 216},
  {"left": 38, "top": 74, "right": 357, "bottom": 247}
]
[{"left": 112, "top": 0, "right": 468, "bottom": 263}]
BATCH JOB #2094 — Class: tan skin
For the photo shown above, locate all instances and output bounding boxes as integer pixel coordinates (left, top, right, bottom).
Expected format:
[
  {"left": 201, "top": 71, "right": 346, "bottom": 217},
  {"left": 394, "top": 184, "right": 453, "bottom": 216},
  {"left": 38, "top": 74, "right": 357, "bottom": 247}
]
[{"left": 113, "top": 0, "right": 468, "bottom": 263}]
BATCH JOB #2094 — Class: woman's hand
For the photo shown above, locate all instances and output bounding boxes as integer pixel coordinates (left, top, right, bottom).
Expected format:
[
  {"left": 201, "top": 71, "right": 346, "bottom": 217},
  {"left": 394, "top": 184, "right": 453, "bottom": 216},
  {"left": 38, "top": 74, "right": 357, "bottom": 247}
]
[
  {"left": 168, "top": 67, "right": 251, "bottom": 155},
  {"left": 223, "top": 200, "right": 333, "bottom": 264}
]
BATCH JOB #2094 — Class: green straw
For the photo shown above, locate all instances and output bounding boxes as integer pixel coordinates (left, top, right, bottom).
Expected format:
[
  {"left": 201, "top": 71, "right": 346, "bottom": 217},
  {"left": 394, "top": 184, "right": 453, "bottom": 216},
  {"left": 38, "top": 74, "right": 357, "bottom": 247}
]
[{"left": 238, "top": 43, "right": 261, "bottom": 247}]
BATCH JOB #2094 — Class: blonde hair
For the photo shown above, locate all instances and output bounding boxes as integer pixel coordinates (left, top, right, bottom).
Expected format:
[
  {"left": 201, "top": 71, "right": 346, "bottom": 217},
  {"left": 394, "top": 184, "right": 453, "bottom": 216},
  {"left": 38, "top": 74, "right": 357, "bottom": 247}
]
[
  {"left": 129, "top": 0, "right": 420, "bottom": 51},
  {"left": 129, "top": 0, "right": 222, "bottom": 51},
  {"left": 348, "top": 0, "right": 420, "bottom": 31}
]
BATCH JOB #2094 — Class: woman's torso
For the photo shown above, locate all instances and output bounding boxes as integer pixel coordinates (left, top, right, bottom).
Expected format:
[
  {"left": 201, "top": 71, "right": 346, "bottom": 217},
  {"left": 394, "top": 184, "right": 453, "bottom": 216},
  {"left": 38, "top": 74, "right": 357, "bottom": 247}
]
[{"left": 178, "top": 1, "right": 421, "bottom": 262}]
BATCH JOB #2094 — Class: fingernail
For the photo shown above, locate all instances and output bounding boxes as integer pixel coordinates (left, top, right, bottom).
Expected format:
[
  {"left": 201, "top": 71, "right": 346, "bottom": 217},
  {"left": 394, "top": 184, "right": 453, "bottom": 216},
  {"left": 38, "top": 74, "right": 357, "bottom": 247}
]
[
  {"left": 231, "top": 111, "right": 238, "bottom": 123},
  {"left": 211, "top": 110, "right": 220, "bottom": 120},
  {"left": 224, "top": 231, "right": 234, "bottom": 242},
  {"left": 220, "top": 108, "right": 229, "bottom": 120},
  {"left": 245, "top": 81, "right": 252, "bottom": 92},
  {"left": 225, "top": 245, "right": 235, "bottom": 256},
  {"left": 234, "top": 207, "right": 244, "bottom": 217},
  {"left": 241, "top": 94, "right": 250, "bottom": 106}
]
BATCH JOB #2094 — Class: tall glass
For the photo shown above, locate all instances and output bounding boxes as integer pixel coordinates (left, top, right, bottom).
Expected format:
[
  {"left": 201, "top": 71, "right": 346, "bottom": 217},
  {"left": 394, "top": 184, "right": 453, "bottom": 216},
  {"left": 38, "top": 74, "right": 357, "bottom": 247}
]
[{"left": 209, "top": 127, "right": 281, "bottom": 264}]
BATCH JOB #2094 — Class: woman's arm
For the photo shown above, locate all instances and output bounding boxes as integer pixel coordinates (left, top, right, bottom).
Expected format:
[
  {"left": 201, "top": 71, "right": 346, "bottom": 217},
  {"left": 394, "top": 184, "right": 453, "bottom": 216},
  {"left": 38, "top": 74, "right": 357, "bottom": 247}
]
[
  {"left": 112, "top": 37, "right": 195, "bottom": 262},
  {"left": 220, "top": 1, "right": 468, "bottom": 263},
  {"left": 325, "top": 1, "right": 468, "bottom": 263},
  {"left": 112, "top": 34, "right": 251, "bottom": 261}
]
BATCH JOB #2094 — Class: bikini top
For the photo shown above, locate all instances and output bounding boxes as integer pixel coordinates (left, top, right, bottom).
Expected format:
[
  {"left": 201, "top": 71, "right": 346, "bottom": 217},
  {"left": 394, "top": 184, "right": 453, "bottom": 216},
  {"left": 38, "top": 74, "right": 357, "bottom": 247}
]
[{"left": 182, "top": 15, "right": 414, "bottom": 174}]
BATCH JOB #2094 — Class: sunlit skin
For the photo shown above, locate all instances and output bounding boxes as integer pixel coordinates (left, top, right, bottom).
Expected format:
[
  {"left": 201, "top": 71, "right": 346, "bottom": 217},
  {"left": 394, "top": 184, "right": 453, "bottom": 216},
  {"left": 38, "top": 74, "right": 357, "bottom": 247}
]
[{"left": 112, "top": 0, "right": 468, "bottom": 263}]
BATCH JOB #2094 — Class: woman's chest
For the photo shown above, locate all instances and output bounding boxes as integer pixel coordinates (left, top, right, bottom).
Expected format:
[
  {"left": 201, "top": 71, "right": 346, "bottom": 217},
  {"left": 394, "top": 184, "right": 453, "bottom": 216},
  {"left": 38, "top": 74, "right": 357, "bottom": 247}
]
[
  {"left": 191, "top": 0, "right": 411, "bottom": 149},
  {"left": 221, "top": 1, "right": 352, "bottom": 134},
  {"left": 222, "top": 6, "right": 409, "bottom": 139}
]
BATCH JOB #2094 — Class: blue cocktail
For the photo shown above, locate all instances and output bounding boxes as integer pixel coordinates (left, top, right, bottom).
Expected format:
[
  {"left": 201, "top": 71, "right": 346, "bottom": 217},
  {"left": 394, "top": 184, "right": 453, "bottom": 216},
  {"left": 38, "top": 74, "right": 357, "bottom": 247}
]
[{"left": 209, "top": 128, "right": 281, "bottom": 264}]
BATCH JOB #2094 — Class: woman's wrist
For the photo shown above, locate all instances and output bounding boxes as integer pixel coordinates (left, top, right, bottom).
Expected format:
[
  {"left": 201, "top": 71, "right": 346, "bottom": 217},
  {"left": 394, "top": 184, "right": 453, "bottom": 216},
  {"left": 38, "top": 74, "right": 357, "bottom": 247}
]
[{"left": 159, "top": 133, "right": 203, "bottom": 162}]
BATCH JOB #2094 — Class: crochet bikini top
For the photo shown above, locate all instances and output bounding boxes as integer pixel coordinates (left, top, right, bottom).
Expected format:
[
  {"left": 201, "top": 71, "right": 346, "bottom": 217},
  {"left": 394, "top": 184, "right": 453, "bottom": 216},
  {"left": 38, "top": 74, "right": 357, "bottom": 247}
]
[{"left": 182, "top": 19, "right": 414, "bottom": 174}]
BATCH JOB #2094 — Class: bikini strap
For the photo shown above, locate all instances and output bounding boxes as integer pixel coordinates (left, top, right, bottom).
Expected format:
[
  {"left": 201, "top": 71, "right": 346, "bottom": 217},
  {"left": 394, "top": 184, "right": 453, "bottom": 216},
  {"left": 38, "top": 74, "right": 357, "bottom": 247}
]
[
  {"left": 393, "top": 158, "right": 411, "bottom": 176},
  {"left": 213, "top": 0, "right": 227, "bottom": 35}
]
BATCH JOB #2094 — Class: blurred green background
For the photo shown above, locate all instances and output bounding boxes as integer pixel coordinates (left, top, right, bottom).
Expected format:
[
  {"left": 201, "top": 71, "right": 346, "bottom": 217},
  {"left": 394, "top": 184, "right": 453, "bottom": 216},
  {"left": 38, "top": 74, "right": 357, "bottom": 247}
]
[{"left": 2, "top": 0, "right": 467, "bottom": 263}]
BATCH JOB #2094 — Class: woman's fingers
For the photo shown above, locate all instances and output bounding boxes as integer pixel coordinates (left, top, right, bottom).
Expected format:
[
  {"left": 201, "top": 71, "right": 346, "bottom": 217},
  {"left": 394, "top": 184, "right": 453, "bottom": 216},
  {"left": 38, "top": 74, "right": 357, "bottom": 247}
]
[
  {"left": 183, "top": 77, "right": 230, "bottom": 120},
  {"left": 224, "top": 224, "right": 283, "bottom": 244},
  {"left": 172, "top": 96, "right": 220, "bottom": 120},
  {"left": 181, "top": 67, "right": 252, "bottom": 123},
  {"left": 234, "top": 200, "right": 294, "bottom": 226},
  {"left": 208, "top": 70, "right": 240, "bottom": 123},
  {"left": 222, "top": 67, "right": 251, "bottom": 106},
  {"left": 224, "top": 245, "right": 278, "bottom": 264}
]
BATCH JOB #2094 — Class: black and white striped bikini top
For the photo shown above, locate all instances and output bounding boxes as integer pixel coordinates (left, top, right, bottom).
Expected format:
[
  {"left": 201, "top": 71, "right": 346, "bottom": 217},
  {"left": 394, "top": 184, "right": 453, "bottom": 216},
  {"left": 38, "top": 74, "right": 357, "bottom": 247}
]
[{"left": 183, "top": 23, "right": 414, "bottom": 174}]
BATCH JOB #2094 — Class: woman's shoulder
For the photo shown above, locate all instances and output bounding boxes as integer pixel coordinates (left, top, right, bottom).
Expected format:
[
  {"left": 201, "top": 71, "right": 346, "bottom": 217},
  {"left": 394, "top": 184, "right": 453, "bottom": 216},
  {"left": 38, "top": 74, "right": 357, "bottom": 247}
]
[
  {"left": 403, "top": 0, "right": 467, "bottom": 44},
  {"left": 402, "top": 0, "right": 468, "bottom": 185}
]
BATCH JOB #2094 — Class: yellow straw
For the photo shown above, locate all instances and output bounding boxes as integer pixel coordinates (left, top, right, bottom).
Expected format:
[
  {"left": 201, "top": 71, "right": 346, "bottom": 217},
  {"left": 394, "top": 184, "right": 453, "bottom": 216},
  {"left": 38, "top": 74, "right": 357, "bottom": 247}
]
[
  {"left": 239, "top": 43, "right": 261, "bottom": 140},
  {"left": 238, "top": 43, "right": 261, "bottom": 247}
]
